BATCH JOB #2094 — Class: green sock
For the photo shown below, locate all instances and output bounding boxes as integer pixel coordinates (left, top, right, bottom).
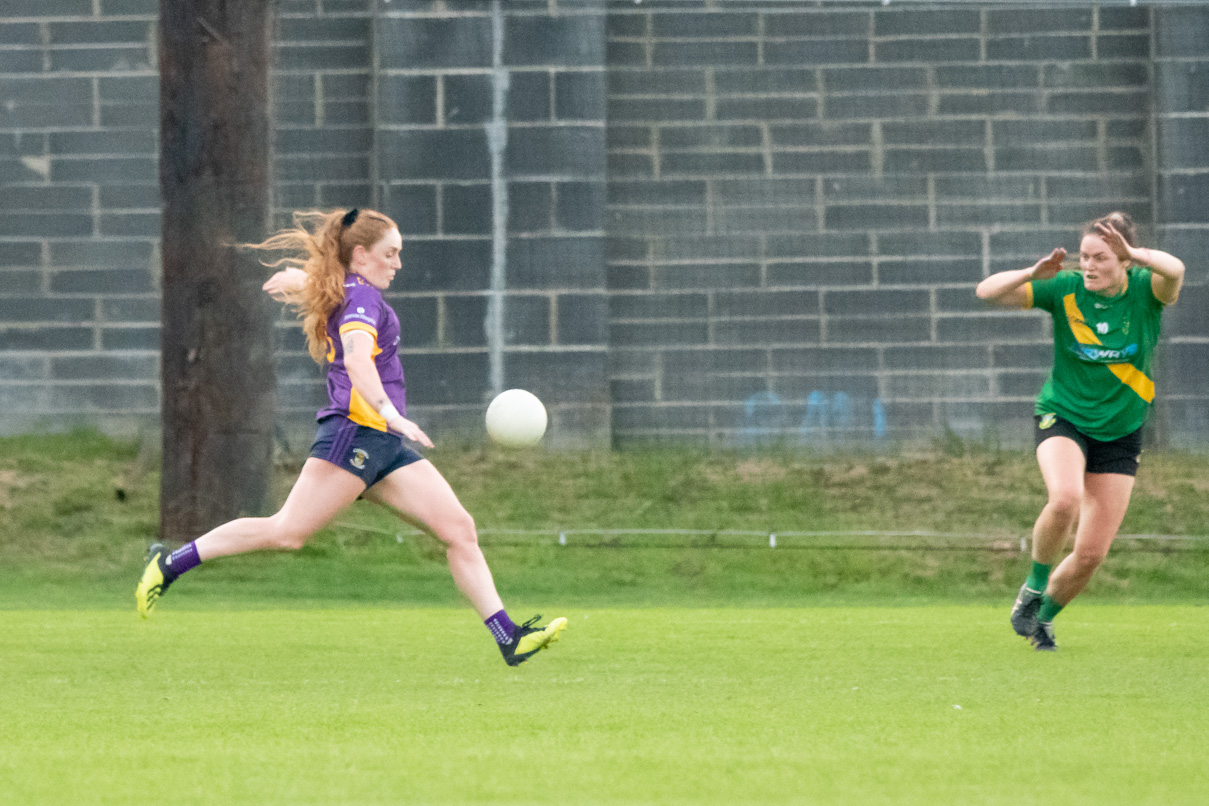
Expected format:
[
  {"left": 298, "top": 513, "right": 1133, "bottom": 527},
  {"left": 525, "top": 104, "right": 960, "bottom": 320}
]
[
  {"left": 1037, "top": 594, "right": 1065, "bottom": 623},
  {"left": 1024, "top": 561, "right": 1052, "bottom": 592}
]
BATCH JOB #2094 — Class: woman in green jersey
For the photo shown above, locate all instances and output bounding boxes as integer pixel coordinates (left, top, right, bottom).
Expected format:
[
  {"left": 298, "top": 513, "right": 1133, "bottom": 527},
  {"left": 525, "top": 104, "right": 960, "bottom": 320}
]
[{"left": 975, "top": 212, "right": 1185, "bottom": 650}]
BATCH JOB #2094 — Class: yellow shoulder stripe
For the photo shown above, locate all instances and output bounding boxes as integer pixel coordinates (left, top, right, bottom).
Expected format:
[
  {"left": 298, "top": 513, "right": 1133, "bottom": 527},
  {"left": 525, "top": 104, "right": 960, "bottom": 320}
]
[
  {"left": 1062, "top": 293, "right": 1101, "bottom": 345},
  {"left": 339, "top": 322, "right": 382, "bottom": 357},
  {"left": 339, "top": 321, "right": 378, "bottom": 337}
]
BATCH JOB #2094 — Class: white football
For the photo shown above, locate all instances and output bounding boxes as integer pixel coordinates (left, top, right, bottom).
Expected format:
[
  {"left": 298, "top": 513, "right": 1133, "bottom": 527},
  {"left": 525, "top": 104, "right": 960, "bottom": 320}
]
[{"left": 485, "top": 389, "right": 548, "bottom": 448}]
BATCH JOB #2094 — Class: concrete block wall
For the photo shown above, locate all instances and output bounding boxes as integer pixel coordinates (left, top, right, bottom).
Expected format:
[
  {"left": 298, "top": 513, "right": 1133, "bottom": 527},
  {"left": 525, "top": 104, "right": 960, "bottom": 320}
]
[
  {"left": 1152, "top": 6, "right": 1209, "bottom": 443},
  {"left": 0, "top": 0, "right": 160, "bottom": 435},
  {"left": 270, "top": 0, "right": 377, "bottom": 448},
  {"left": 0, "top": 0, "right": 611, "bottom": 447},
  {"left": 270, "top": 0, "right": 611, "bottom": 448},
  {"left": 1, "top": 1, "right": 1206, "bottom": 448},
  {"left": 604, "top": 1, "right": 1207, "bottom": 446},
  {"left": 370, "top": 0, "right": 610, "bottom": 447}
]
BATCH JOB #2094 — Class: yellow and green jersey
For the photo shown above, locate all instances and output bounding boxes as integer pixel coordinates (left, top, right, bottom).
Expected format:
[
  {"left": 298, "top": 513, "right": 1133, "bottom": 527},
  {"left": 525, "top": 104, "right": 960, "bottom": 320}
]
[{"left": 1025, "top": 268, "right": 1165, "bottom": 441}]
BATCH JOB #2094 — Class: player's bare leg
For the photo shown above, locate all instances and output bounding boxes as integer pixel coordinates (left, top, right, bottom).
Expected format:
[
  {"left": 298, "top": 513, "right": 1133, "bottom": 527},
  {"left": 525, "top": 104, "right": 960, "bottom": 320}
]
[
  {"left": 1032, "top": 437, "right": 1086, "bottom": 563},
  {"left": 366, "top": 460, "right": 565, "bottom": 665},
  {"left": 194, "top": 459, "right": 366, "bottom": 559},
  {"left": 136, "top": 459, "right": 365, "bottom": 616},
  {"left": 365, "top": 459, "right": 503, "bottom": 617},
  {"left": 1030, "top": 470, "right": 1133, "bottom": 650},
  {"left": 1046, "top": 472, "right": 1134, "bottom": 604},
  {"left": 1012, "top": 436, "right": 1084, "bottom": 639}
]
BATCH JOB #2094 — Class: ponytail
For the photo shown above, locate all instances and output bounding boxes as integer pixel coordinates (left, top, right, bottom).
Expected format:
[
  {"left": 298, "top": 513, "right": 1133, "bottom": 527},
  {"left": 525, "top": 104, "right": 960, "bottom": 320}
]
[{"left": 248, "top": 208, "right": 397, "bottom": 364}]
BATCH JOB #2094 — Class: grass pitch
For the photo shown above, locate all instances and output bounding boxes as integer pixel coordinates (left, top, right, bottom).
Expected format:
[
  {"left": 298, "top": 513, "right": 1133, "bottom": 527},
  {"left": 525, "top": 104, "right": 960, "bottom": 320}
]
[
  {"left": 4, "top": 434, "right": 1209, "bottom": 802},
  {"left": 3, "top": 606, "right": 1207, "bottom": 805}
]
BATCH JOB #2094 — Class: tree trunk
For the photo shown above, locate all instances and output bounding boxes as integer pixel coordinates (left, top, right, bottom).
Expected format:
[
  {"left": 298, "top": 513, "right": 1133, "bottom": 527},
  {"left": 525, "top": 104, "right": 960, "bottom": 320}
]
[{"left": 159, "top": 0, "right": 276, "bottom": 542}]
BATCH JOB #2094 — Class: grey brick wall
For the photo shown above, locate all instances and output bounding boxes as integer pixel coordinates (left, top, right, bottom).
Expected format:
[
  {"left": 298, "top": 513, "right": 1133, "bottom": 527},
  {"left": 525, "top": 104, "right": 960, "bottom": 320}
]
[
  {"left": 0, "top": 0, "right": 610, "bottom": 447},
  {"left": 1, "top": 1, "right": 1206, "bottom": 449},
  {"left": 0, "top": 2, "right": 159, "bottom": 435},
  {"left": 605, "top": 0, "right": 1208, "bottom": 447},
  {"left": 371, "top": 0, "right": 609, "bottom": 447},
  {"left": 1153, "top": 6, "right": 1209, "bottom": 442}
]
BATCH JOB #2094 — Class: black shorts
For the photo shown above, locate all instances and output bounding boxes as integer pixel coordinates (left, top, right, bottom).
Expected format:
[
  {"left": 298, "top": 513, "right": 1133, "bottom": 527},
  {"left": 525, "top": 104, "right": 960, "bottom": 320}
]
[
  {"left": 309, "top": 415, "right": 424, "bottom": 487},
  {"left": 1034, "top": 413, "right": 1143, "bottom": 476}
]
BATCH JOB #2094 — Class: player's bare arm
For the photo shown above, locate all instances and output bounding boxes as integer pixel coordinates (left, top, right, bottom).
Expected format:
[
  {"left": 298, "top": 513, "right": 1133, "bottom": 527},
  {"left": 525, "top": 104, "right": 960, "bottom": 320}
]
[
  {"left": 342, "top": 329, "right": 433, "bottom": 448},
  {"left": 975, "top": 247, "right": 1066, "bottom": 309},
  {"left": 1095, "top": 222, "right": 1186, "bottom": 305}
]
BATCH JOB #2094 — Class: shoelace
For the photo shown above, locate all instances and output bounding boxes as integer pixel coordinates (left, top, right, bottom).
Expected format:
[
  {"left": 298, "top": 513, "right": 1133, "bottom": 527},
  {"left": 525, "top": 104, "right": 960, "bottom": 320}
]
[{"left": 518, "top": 615, "right": 543, "bottom": 632}]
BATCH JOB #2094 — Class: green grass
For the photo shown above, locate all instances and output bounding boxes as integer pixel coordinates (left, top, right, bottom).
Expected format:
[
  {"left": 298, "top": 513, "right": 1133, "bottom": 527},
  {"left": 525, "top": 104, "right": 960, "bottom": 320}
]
[
  {"left": 2, "top": 606, "right": 1208, "bottom": 805},
  {"left": 4, "top": 434, "right": 1209, "bottom": 803},
  {"left": 3, "top": 431, "right": 1209, "bottom": 607}
]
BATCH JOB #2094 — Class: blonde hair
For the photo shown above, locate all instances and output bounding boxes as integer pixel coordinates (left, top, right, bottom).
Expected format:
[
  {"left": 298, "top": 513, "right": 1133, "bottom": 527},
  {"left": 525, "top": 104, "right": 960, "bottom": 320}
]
[{"left": 249, "top": 208, "right": 397, "bottom": 364}]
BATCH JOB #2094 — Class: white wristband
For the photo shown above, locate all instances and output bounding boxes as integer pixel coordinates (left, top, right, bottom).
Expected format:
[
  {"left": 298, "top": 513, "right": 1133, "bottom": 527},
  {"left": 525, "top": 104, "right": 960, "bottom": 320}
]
[{"left": 378, "top": 402, "right": 400, "bottom": 422}]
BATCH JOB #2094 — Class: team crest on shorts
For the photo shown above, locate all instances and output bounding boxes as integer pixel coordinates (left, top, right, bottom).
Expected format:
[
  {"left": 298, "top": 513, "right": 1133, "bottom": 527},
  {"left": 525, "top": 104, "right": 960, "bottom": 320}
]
[
  {"left": 350, "top": 448, "right": 369, "bottom": 469},
  {"left": 1039, "top": 413, "right": 1057, "bottom": 429}
]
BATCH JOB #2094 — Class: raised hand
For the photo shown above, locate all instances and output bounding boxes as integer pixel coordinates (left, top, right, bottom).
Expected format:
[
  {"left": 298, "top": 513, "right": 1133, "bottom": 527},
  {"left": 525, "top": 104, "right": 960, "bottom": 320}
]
[
  {"left": 1030, "top": 247, "right": 1066, "bottom": 281},
  {"left": 262, "top": 267, "right": 307, "bottom": 301},
  {"left": 1094, "top": 222, "right": 1135, "bottom": 263}
]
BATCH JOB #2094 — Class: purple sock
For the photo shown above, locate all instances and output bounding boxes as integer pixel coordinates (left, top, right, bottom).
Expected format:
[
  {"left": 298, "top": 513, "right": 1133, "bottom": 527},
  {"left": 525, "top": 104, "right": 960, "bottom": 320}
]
[
  {"left": 163, "top": 541, "right": 202, "bottom": 581},
  {"left": 484, "top": 609, "right": 516, "bottom": 645}
]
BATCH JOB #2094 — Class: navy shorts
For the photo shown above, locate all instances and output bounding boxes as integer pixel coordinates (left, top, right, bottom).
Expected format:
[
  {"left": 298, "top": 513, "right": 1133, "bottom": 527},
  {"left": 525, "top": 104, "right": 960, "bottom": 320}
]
[
  {"left": 309, "top": 415, "right": 425, "bottom": 487},
  {"left": 1034, "top": 414, "right": 1143, "bottom": 477}
]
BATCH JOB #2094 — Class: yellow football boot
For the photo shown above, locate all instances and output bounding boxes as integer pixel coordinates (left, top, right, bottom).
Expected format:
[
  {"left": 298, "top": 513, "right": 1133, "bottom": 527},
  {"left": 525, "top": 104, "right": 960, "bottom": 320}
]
[
  {"left": 135, "top": 543, "right": 172, "bottom": 618},
  {"left": 499, "top": 615, "right": 567, "bottom": 666}
]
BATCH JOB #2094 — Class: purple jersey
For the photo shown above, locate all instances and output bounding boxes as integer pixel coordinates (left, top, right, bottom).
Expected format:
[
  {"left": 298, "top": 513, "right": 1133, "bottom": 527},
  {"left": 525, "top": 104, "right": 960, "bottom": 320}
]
[{"left": 316, "top": 275, "right": 406, "bottom": 431}]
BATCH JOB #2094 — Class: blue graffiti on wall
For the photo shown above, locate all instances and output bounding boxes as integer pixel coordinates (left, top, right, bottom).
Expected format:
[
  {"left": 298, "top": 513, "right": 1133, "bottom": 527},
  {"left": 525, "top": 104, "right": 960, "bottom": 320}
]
[{"left": 740, "top": 391, "right": 887, "bottom": 444}]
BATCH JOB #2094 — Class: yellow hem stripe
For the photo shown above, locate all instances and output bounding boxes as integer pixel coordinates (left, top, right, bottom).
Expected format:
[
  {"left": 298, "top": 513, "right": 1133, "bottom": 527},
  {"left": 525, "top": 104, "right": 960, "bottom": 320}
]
[
  {"left": 1108, "top": 364, "right": 1155, "bottom": 403},
  {"left": 348, "top": 387, "right": 388, "bottom": 431}
]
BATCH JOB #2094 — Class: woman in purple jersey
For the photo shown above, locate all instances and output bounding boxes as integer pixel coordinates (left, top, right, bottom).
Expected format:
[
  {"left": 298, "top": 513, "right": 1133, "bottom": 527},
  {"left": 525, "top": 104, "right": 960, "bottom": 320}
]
[{"left": 136, "top": 208, "right": 566, "bottom": 666}]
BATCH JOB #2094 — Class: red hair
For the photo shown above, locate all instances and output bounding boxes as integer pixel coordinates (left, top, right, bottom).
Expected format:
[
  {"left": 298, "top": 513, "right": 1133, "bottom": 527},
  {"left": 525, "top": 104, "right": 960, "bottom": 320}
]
[{"left": 249, "top": 208, "right": 396, "bottom": 363}]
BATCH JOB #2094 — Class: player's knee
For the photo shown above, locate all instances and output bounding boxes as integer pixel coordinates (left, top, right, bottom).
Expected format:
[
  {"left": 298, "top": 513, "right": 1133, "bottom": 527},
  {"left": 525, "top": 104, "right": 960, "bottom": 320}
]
[
  {"left": 437, "top": 509, "right": 478, "bottom": 550},
  {"left": 265, "top": 514, "right": 310, "bottom": 551},
  {"left": 1046, "top": 489, "right": 1082, "bottom": 522},
  {"left": 1073, "top": 546, "right": 1109, "bottom": 570}
]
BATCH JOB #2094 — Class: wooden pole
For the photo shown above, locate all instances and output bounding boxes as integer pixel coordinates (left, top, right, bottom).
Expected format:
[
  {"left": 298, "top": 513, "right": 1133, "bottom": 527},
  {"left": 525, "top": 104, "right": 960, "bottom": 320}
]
[{"left": 159, "top": 0, "right": 276, "bottom": 542}]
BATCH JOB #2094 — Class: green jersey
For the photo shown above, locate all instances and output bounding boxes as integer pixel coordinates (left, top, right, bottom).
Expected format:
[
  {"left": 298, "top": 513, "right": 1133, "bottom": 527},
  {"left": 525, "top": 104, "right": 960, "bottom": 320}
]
[{"left": 1026, "top": 267, "right": 1165, "bottom": 441}]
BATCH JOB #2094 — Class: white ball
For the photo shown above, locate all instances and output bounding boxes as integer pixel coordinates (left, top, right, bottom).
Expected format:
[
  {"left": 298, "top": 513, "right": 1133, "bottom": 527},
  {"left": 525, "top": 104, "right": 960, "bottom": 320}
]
[{"left": 485, "top": 389, "right": 547, "bottom": 448}]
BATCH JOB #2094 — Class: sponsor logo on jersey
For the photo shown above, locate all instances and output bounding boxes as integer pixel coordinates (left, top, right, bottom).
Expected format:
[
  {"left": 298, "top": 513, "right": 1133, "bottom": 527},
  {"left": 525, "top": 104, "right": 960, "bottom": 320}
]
[
  {"left": 1039, "top": 413, "right": 1057, "bottom": 429},
  {"left": 1069, "top": 343, "right": 1138, "bottom": 362},
  {"left": 350, "top": 448, "right": 369, "bottom": 469}
]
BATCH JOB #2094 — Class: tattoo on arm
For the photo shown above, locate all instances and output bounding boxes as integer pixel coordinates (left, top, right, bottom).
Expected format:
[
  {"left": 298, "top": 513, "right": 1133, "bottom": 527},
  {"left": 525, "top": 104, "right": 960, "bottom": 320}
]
[{"left": 341, "top": 333, "right": 358, "bottom": 357}]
